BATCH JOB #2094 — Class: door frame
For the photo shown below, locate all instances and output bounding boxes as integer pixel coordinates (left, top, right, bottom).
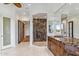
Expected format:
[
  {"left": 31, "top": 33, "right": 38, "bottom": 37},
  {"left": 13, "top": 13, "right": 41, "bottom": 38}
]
[{"left": 0, "top": 16, "right": 11, "bottom": 49}]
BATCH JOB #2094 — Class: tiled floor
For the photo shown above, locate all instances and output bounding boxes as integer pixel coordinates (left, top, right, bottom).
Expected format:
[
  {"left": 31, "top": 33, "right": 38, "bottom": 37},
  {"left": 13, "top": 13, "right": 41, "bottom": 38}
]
[
  {"left": 33, "top": 41, "right": 47, "bottom": 46},
  {"left": 1, "top": 42, "right": 54, "bottom": 56}
]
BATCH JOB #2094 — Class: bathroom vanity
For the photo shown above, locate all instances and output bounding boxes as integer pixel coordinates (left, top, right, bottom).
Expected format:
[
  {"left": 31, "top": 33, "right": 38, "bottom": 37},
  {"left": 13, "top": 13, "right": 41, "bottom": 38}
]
[{"left": 48, "top": 36, "right": 79, "bottom": 56}]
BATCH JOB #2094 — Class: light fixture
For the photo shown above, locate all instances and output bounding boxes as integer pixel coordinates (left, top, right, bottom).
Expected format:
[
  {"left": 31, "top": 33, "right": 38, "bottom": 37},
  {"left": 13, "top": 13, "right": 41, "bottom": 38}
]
[
  {"left": 27, "top": 4, "right": 32, "bottom": 6},
  {"left": 69, "top": 3, "right": 72, "bottom": 5}
]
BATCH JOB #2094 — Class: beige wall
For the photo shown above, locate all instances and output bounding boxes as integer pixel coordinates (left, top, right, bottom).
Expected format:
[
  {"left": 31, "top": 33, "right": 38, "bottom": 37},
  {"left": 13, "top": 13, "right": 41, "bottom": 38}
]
[
  {"left": 68, "top": 16, "right": 79, "bottom": 38},
  {"left": 62, "top": 16, "right": 79, "bottom": 39}
]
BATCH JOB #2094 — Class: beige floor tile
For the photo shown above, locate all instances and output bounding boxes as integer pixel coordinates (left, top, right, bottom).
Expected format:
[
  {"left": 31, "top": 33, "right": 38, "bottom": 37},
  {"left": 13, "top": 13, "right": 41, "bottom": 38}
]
[{"left": 1, "top": 42, "right": 54, "bottom": 56}]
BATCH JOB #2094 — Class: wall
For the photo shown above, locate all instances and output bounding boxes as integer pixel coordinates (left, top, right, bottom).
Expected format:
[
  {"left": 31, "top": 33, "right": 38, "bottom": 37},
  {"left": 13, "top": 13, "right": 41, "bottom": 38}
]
[
  {"left": 0, "top": 4, "right": 16, "bottom": 47},
  {"left": 67, "top": 16, "right": 79, "bottom": 38},
  {"left": 62, "top": 16, "right": 79, "bottom": 39}
]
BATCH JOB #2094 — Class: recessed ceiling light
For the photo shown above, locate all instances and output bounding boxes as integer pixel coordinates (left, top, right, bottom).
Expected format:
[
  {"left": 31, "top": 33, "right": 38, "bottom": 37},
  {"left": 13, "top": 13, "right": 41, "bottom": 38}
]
[
  {"left": 69, "top": 3, "right": 72, "bottom": 5},
  {"left": 27, "top": 4, "right": 32, "bottom": 6}
]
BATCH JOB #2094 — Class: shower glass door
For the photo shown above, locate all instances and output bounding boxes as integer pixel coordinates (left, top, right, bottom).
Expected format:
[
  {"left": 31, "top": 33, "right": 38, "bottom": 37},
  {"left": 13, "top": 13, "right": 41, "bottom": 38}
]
[
  {"left": 0, "top": 17, "right": 11, "bottom": 55},
  {"left": 3, "top": 17, "right": 11, "bottom": 49}
]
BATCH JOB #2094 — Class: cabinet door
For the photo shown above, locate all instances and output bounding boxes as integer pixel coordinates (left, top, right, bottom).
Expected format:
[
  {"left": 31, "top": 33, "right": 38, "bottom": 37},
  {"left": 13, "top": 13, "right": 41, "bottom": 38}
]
[
  {"left": 48, "top": 39, "right": 51, "bottom": 50},
  {"left": 59, "top": 44, "right": 65, "bottom": 56}
]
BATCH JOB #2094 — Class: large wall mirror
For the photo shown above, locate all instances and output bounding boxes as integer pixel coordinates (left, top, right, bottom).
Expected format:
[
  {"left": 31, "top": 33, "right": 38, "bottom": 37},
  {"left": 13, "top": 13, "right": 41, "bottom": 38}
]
[{"left": 48, "top": 20, "right": 54, "bottom": 33}]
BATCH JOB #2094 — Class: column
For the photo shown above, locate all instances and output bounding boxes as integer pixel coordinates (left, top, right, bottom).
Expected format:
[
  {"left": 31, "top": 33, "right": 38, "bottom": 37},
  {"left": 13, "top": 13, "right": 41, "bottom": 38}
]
[{"left": 29, "top": 17, "right": 33, "bottom": 45}]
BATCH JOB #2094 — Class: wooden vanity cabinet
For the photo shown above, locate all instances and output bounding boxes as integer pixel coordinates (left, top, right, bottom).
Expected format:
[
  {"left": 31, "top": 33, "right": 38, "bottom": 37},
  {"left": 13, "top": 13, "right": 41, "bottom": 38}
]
[{"left": 48, "top": 37, "right": 65, "bottom": 56}]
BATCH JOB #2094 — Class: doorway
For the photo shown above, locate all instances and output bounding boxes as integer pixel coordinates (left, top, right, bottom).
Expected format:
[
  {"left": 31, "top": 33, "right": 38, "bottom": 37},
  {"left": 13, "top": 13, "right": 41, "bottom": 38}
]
[
  {"left": 68, "top": 21, "right": 73, "bottom": 38},
  {"left": 23, "top": 21, "right": 30, "bottom": 42},
  {"left": 18, "top": 21, "right": 30, "bottom": 43},
  {"left": 18, "top": 20, "right": 24, "bottom": 43}
]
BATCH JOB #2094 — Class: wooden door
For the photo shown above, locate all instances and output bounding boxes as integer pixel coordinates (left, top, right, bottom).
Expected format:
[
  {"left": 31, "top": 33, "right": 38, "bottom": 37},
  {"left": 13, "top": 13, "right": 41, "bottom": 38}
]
[{"left": 18, "top": 20, "right": 24, "bottom": 43}]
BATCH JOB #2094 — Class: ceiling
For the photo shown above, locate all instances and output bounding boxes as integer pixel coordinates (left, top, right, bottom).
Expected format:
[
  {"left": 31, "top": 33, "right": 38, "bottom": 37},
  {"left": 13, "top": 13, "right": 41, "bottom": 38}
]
[
  {"left": 56, "top": 3, "right": 79, "bottom": 18},
  {"left": 16, "top": 3, "right": 64, "bottom": 17},
  {"left": 15, "top": 3, "right": 79, "bottom": 20}
]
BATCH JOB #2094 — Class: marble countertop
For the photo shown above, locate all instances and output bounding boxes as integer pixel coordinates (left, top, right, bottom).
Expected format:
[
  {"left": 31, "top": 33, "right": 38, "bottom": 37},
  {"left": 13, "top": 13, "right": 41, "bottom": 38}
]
[
  {"left": 48, "top": 36, "right": 79, "bottom": 55},
  {"left": 48, "top": 36, "right": 79, "bottom": 46},
  {"left": 49, "top": 36, "right": 79, "bottom": 44},
  {"left": 49, "top": 36, "right": 64, "bottom": 42}
]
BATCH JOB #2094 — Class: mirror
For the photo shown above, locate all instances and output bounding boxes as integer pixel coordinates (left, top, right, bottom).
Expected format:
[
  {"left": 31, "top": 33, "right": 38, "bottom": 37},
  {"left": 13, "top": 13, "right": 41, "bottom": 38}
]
[{"left": 48, "top": 20, "right": 54, "bottom": 33}]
